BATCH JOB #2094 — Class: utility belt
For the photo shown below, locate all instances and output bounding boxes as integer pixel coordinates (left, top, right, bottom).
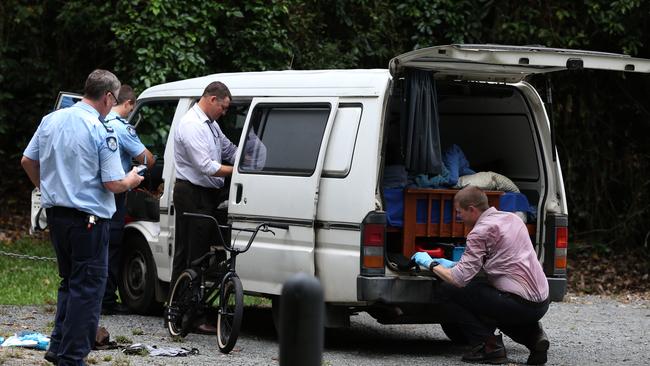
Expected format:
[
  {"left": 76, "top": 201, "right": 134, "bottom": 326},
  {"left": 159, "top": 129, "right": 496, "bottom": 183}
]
[{"left": 46, "top": 206, "right": 106, "bottom": 229}]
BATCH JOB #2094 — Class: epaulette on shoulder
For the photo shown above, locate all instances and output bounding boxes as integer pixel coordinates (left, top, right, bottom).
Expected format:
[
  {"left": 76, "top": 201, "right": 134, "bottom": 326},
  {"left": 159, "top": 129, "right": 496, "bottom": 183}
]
[{"left": 102, "top": 122, "right": 114, "bottom": 133}]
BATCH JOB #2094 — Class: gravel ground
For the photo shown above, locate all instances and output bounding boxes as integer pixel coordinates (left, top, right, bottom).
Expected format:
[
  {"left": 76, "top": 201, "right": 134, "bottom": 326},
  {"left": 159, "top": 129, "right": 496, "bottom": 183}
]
[{"left": 0, "top": 294, "right": 648, "bottom": 365}]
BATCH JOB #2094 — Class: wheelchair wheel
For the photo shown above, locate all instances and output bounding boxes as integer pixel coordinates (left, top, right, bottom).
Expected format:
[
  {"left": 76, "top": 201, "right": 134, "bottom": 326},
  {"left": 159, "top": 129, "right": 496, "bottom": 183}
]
[
  {"left": 166, "top": 269, "right": 198, "bottom": 337},
  {"left": 216, "top": 275, "right": 244, "bottom": 353}
]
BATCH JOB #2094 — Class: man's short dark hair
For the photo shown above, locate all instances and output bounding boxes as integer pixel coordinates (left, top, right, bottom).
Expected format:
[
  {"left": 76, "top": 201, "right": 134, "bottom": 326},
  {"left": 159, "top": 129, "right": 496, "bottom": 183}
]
[
  {"left": 202, "top": 81, "right": 231, "bottom": 100},
  {"left": 117, "top": 84, "right": 136, "bottom": 104},
  {"left": 83, "top": 69, "right": 121, "bottom": 100},
  {"left": 455, "top": 186, "right": 489, "bottom": 211}
]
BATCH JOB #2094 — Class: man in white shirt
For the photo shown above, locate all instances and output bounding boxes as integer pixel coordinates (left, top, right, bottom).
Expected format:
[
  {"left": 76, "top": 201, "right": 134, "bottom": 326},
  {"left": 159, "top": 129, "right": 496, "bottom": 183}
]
[{"left": 171, "top": 81, "right": 234, "bottom": 334}]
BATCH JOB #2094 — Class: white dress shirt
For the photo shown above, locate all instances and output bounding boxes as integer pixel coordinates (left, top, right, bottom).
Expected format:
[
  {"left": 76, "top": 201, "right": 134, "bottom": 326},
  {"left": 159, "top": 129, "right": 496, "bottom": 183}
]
[{"left": 174, "top": 104, "right": 237, "bottom": 188}]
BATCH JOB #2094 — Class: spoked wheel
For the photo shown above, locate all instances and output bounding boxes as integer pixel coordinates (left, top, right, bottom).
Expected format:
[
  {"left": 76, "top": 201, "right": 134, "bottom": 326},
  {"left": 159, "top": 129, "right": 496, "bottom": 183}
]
[
  {"left": 166, "top": 269, "right": 198, "bottom": 337},
  {"left": 216, "top": 275, "right": 244, "bottom": 353}
]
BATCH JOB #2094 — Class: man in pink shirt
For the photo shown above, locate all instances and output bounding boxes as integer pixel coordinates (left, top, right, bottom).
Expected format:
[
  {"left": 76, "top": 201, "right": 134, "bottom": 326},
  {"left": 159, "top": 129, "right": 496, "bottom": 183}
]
[{"left": 412, "top": 186, "right": 550, "bottom": 365}]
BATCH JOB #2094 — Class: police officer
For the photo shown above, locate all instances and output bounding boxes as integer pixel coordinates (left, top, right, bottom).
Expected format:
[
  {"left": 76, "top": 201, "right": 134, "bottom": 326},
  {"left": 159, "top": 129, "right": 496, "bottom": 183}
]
[
  {"left": 101, "top": 84, "right": 155, "bottom": 315},
  {"left": 21, "top": 70, "right": 144, "bottom": 366}
]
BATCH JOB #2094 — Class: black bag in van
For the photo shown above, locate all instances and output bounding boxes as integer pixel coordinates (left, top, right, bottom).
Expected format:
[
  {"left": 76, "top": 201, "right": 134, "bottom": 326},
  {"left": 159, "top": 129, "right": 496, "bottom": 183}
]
[{"left": 126, "top": 189, "right": 159, "bottom": 222}]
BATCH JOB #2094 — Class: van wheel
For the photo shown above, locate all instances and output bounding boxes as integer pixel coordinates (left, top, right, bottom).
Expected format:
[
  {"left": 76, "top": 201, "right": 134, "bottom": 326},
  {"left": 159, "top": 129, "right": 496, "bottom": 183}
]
[
  {"left": 119, "top": 234, "right": 158, "bottom": 314},
  {"left": 441, "top": 323, "right": 469, "bottom": 345}
]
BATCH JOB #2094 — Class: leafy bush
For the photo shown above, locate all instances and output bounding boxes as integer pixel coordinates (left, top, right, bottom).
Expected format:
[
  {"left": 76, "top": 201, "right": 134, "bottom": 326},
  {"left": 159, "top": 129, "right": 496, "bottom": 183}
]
[{"left": 2, "top": 0, "right": 650, "bottom": 248}]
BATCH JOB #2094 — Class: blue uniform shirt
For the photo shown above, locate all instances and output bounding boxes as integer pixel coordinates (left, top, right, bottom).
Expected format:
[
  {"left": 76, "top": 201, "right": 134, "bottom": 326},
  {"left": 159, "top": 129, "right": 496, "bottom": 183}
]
[
  {"left": 23, "top": 102, "right": 126, "bottom": 218},
  {"left": 105, "top": 111, "right": 146, "bottom": 172}
]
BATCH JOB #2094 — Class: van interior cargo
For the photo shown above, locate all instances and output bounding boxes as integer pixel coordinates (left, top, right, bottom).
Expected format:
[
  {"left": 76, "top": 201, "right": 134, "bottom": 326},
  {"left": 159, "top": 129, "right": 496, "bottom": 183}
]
[{"left": 383, "top": 73, "right": 542, "bottom": 266}]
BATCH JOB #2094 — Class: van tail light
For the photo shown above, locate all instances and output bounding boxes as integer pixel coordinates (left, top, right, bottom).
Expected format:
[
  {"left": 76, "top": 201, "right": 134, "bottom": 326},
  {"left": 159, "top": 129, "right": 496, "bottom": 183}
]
[
  {"left": 360, "top": 212, "right": 386, "bottom": 276},
  {"left": 556, "top": 227, "right": 568, "bottom": 248},
  {"left": 544, "top": 214, "right": 568, "bottom": 275},
  {"left": 554, "top": 226, "right": 568, "bottom": 270}
]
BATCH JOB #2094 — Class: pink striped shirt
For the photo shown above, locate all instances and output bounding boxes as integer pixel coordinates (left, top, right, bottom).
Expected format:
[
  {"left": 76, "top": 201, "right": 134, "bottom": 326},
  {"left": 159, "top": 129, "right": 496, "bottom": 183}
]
[{"left": 450, "top": 207, "right": 549, "bottom": 302}]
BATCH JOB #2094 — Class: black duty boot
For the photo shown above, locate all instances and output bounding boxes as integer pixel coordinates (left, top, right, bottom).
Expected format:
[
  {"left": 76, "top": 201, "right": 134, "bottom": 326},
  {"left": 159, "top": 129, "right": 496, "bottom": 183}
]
[
  {"left": 44, "top": 350, "right": 58, "bottom": 365},
  {"left": 526, "top": 325, "right": 549, "bottom": 365},
  {"left": 462, "top": 333, "right": 508, "bottom": 364}
]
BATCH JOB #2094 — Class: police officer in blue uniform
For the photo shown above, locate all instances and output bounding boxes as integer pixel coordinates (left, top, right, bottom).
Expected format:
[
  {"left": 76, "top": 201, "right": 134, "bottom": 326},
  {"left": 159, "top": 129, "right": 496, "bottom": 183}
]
[
  {"left": 101, "top": 84, "right": 155, "bottom": 315},
  {"left": 21, "top": 70, "right": 144, "bottom": 366}
]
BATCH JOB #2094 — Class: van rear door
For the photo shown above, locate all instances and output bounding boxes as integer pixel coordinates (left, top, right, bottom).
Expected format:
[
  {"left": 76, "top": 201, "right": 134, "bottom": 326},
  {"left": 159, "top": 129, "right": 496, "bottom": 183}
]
[
  {"left": 228, "top": 97, "right": 339, "bottom": 295},
  {"left": 390, "top": 44, "right": 650, "bottom": 81}
]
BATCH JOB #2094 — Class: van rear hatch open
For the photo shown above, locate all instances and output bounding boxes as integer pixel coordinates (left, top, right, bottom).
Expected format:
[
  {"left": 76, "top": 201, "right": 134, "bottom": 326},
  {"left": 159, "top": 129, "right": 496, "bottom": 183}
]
[
  {"left": 389, "top": 44, "right": 650, "bottom": 82},
  {"left": 359, "top": 44, "right": 650, "bottom": 306}
]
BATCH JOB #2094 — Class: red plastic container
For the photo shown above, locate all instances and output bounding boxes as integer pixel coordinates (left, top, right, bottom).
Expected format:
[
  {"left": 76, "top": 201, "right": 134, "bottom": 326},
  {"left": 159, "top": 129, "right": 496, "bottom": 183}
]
[{"left": 415, "top": 245, "right": 444, "bottom": 258}]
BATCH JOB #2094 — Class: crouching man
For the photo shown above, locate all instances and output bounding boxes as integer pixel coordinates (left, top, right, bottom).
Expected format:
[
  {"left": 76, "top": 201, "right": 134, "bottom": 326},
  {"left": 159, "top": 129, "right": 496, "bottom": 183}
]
[{"left": 412, "top": 186, "right": 550, "bottom": 365}]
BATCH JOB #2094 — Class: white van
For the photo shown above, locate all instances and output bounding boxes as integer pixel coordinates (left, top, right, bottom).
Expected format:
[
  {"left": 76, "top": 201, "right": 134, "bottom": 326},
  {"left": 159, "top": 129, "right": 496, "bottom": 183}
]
[{"left": 31, "top": 44, "right": 650, "bottom": 335}]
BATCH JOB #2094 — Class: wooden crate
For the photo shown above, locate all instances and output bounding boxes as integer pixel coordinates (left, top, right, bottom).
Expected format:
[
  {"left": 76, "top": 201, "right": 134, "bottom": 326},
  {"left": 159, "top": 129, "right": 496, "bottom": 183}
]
[{"left": 401, "top": 188, "right": 503, "bottom": 258}]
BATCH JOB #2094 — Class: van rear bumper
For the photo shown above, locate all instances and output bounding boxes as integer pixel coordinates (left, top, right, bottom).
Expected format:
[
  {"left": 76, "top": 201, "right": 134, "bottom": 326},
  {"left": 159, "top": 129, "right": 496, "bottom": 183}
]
[
  {"left": 358, "top": 275, "right": 569, "bottom": 303},
  {"left": 547, "top": 277, "right": 567, "bottom": 302},
  {"left": 357, "top": 275, "right": 439, "bottom": 304}
]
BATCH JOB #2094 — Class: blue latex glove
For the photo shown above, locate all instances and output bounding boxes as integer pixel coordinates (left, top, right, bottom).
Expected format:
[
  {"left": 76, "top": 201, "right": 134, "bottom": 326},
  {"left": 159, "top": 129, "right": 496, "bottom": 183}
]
[
  {"left": 433, "top": 258, "right": 457, "bottom": 269},
  {"left": 411, "top": 252, "right": 434, "bottom": 269}
]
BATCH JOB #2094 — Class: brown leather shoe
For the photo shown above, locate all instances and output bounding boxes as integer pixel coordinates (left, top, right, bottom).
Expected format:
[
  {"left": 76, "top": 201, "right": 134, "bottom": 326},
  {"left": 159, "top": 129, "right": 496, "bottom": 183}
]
[
  {"left": 462, "top": 334, "right": 508, "bottom": 364},
  {"left": 195, "top": 323, "right": 217, "bottom": 334}
]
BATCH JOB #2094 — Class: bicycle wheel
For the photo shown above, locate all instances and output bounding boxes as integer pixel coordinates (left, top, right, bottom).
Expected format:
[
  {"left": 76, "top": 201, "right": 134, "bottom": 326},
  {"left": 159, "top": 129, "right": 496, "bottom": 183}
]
[
  {"left": 166, "top": 269, "right": 198, "bottom": 337},
  {"left": 216, "top": 275, "right": 244, "bottom": 353}
]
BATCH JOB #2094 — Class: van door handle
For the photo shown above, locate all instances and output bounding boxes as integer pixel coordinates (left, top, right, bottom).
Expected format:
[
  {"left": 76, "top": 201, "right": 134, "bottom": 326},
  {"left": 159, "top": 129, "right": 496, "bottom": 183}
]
[{"left": 235, "top": 183, "right": 243, "bottom": 204}]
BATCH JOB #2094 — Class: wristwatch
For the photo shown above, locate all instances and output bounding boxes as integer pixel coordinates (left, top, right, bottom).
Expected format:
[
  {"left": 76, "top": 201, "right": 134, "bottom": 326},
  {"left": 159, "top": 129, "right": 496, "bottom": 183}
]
[{"left": 429, "top": 261, "right": 439, "bottom": 271}]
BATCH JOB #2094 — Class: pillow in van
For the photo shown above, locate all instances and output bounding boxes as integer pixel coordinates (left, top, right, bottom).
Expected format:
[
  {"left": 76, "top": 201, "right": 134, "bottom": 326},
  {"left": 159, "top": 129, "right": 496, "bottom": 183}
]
[{"left": 456, "top": 171, "right": 520, "bottom": 193}]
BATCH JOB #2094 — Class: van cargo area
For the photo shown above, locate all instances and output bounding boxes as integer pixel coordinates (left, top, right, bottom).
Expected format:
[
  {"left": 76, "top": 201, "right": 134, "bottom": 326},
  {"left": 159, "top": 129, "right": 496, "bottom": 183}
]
[{"left": 381, "top": 78, "right": 544, "bottom": 274}]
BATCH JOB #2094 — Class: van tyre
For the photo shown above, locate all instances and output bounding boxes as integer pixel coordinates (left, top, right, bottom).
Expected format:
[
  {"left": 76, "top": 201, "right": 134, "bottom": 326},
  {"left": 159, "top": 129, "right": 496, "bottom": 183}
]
[
  {"left": 441, "top": 323, "right": 470, "bottom": 345},
  {"left": 119, "top": 234, "right": 159, "bottom": 314},
  {"left": 217, "top": 275, "right": 244, "bottom": 353}
]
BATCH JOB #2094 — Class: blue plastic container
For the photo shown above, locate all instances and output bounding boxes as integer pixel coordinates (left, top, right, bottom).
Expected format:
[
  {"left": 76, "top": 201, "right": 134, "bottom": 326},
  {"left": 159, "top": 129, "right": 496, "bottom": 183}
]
[{"left": 452, "top": 246, "right": 465, "bottom": 261}]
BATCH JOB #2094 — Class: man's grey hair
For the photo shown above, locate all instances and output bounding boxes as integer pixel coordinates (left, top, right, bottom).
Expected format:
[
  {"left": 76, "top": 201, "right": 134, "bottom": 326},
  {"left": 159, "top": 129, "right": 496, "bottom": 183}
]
[{"left": 83, "top": 69, "right": 121, "bottom": 100}]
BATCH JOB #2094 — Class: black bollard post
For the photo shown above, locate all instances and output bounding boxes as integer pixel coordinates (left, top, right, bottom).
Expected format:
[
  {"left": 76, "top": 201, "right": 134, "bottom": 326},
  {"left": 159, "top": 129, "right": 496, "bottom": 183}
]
[{"left": 279, "top": 272, "right": 324, "bottom": 366}]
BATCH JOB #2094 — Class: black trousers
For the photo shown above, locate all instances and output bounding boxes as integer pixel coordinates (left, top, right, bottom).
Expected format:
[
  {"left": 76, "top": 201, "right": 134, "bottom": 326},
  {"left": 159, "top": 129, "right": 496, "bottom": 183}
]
[
  {"left": 103, "top": 192, "right": 126, "bottom": 307},
  {"left": 46, "top": 207, "right": 109, "bottom": 366},
  {"left": 438, "top": 280, "right": 549, "bottom": 347},
  {"left": 171, "top": 180, "right": 227, "bottom": 289}
]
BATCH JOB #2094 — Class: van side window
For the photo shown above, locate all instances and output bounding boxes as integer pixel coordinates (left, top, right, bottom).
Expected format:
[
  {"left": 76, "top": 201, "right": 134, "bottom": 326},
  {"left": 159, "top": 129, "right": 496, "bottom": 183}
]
[
  {"left": 130, "top": 100, "right": 178, "bottom": 190},
  {"left": 322, "top": 106, "right": 362, "bottom": 178},
  {"left": 239, "top": 104, "right": 331, "bottom": 175},
  {"left": 131, "top": 100, "right": 177, "bottom": 158}
]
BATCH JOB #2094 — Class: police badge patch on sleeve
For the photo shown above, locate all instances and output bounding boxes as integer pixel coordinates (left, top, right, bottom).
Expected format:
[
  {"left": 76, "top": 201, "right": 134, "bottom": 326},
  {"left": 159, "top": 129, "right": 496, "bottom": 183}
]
[
  {"left": 106, "top": 136, "right": 118, "bottom": 151},
  {"left": 127, "top": 125, "right": 137, "bottom": 137}
]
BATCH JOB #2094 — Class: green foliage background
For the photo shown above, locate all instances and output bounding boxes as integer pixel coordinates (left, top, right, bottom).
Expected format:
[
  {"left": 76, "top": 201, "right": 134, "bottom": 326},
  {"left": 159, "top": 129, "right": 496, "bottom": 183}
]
[{"left": 2, "top": 0, "right": 650, "bottom": 248}]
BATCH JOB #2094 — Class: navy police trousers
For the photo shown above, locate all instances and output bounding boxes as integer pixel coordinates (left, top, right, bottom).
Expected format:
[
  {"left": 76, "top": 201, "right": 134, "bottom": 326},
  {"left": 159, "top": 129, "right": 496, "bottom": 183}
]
[
  {"left": 103, "top": 192, "right": 126, "bottom": 308},
  {"left": 47, "top": 207, "right": 109, "bottom": 366}
]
